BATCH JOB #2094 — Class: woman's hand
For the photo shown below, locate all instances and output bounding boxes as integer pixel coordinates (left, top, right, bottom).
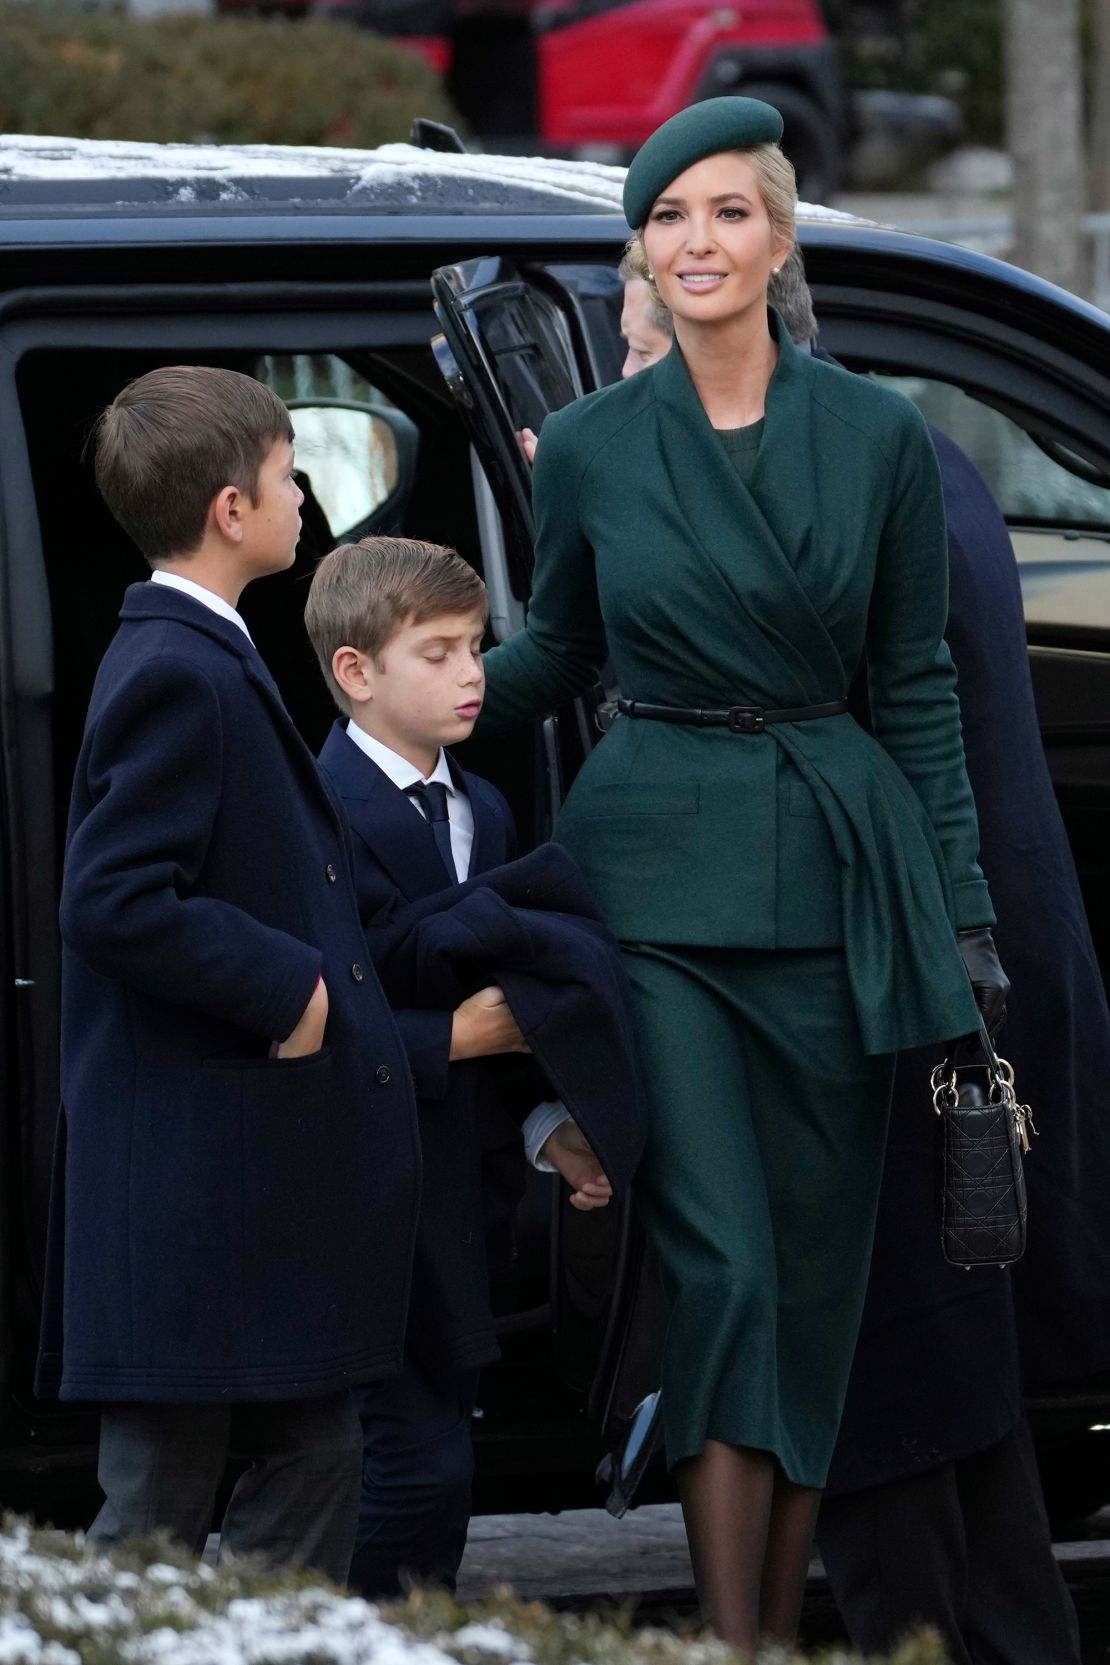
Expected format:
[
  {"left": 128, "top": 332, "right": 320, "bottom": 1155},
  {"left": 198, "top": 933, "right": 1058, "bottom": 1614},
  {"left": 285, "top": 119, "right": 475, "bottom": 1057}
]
[
  {"left": 542, "top": 1120, "right": 613, "bottom": 1211},
  {"left": 450, "top": 985, "right": 530, "bottom": 1059},
  {"left": 957, "top": 927, "right": 1009, "bottom": 1036},
  {"left": 518, "top": 427, "right": 538, "bottom": 466}
]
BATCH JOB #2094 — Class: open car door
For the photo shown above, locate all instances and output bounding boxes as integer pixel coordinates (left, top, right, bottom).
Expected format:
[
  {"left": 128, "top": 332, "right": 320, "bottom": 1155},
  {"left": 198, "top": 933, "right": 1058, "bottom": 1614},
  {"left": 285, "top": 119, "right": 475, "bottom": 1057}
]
[{"left": 431, "top": 255, "right": 664, "bottom": 1505}]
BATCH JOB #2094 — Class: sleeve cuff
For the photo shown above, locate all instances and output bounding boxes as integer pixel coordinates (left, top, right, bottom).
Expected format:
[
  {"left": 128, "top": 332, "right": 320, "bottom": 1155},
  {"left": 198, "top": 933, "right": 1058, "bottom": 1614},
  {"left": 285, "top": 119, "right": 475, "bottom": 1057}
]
[
  {"left": 393, "top": 1010, "right": 454, "bottom": 1101},
  {"left": 523, "top": 1100, "right": 572, "bottom": 1172},
  {"left": 952, "top": 877, "right": 996, "bottom": 931},
  {"left": 259, "top": 946, "right": 324, "bottom": 1045}
]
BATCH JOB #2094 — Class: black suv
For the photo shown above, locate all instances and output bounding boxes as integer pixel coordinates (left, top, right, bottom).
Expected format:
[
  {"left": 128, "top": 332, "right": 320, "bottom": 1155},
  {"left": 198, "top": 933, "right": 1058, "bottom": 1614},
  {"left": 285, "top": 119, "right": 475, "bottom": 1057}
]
[{"left": 1, "top": 132, "right": 1108, "bottom": 1528}]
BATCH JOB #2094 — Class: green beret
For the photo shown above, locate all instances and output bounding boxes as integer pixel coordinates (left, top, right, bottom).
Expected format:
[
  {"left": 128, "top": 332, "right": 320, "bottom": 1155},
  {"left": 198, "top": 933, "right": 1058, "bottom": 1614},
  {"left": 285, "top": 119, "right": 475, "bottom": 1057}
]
[{"left": 623, "top": 96, "right": 785, "bottom": 230}]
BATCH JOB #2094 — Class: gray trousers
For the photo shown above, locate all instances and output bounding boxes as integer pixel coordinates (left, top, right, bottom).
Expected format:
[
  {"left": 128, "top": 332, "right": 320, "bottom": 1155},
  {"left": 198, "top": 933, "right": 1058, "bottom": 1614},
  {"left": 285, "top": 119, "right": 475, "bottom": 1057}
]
[{"left": 89, "top": 1392, "right": 363, "bottom": 1586}]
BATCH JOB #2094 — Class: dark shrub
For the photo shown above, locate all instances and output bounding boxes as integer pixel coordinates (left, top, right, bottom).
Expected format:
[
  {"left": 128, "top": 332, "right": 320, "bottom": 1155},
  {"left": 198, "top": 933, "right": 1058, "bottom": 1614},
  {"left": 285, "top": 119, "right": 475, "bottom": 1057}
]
[{"left": 0, "top": 5, "right": 458, "bottom": 147}]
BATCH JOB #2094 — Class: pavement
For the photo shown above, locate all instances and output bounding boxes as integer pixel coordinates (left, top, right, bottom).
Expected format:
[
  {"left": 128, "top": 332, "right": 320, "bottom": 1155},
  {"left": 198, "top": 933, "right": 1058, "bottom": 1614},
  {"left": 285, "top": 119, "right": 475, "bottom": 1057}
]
[
  {"left": 459, "top": 1502, "right": 1110, "bottom": 1604},
  {"left": 458, "top": 1503, "right": 1110, "bottom": 1659},
  {"left": 458, "top": 1503, "right": 695, "bottom": 1605}
]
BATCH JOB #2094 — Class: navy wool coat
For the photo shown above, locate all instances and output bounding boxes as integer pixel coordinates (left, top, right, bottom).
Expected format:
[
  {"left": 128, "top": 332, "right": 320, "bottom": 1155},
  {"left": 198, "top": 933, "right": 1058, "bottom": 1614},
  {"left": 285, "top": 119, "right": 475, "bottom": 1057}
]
[
  {"left": 320, "top": 723, "right": 645, "bottom": 1375},
  {"left": 37, "top": 584, "right": 421, "bottom": 1404},
  {"left": 827, "top": 425, "right": 1110, "bottom": 1493}
]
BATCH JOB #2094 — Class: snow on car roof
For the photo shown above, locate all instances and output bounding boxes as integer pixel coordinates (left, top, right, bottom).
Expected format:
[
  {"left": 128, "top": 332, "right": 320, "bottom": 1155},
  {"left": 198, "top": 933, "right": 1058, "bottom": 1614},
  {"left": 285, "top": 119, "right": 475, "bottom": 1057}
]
[
  {"left": 0, "top": 135, "right": 629, "bottom": 211},
  {"left": 0, "top": 132, "right": 868, "bottom": 223}
]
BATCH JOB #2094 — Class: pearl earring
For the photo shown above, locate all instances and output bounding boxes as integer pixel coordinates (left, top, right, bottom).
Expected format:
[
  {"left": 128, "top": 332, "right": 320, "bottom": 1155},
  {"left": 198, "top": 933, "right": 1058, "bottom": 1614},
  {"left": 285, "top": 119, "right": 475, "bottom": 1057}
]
[{"left": 772, "top": 266, "right": 781, "bottom": 275}]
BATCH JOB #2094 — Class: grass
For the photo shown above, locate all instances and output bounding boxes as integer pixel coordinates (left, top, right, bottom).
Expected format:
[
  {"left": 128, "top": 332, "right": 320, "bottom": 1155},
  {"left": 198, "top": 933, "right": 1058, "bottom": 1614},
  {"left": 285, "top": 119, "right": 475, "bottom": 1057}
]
[{"left": 0, "top": 1515, "right": 951, "bottom": 1665}]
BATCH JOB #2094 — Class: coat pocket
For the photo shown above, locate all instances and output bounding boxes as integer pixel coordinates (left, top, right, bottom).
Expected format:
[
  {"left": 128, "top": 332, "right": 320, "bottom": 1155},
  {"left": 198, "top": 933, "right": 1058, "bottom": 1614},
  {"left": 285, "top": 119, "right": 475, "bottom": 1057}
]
[
  {"left": 203, "top": 1045, "right": 333, "bottom": 1071},
  {"left": 787, "top": 780, "right": 823, "bottom": 820},
  {"left": 229, "top": 1048, "right": 350, "bottom": 1364}
]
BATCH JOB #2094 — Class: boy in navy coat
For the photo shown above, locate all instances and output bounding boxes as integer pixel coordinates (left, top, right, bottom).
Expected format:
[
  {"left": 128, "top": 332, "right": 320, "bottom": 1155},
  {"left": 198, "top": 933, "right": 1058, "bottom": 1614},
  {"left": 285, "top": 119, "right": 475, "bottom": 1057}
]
[
  {"left": 39, "top": 368, "right": 420, "bottom": 1582},
  {"left": 306, "top": 536, "right": 612, "bottom": 1597}
]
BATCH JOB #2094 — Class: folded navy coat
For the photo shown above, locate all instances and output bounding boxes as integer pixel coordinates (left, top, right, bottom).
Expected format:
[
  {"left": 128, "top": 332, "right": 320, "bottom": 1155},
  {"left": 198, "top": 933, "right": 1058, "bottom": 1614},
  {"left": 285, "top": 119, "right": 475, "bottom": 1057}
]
[{"left": 369, "top": 844, "right": 646, "bottom": 1206}]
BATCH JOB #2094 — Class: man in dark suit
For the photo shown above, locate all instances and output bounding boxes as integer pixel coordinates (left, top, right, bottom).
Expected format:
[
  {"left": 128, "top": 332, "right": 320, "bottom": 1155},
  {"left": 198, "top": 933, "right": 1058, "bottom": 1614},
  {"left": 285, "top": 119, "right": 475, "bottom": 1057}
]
[
  {"left": 40, "top": 367, "right": 420, "bottom": 1583},
  {"left": 306, "top": 534, "right": 616, "bottom": 1597}
]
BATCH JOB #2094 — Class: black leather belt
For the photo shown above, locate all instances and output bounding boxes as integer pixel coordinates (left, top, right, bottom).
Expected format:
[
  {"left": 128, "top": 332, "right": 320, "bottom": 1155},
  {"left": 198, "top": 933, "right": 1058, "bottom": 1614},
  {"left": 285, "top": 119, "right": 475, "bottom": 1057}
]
[{"left": 615, "top": 697, "right": 848, "bottom": 735}]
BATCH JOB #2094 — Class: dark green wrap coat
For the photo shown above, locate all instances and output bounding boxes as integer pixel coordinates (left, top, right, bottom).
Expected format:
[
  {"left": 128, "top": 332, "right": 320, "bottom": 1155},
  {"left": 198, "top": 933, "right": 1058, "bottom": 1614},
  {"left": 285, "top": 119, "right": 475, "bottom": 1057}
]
[{"left": 481, "top": 312, "right": 989, "bottom": 1055}]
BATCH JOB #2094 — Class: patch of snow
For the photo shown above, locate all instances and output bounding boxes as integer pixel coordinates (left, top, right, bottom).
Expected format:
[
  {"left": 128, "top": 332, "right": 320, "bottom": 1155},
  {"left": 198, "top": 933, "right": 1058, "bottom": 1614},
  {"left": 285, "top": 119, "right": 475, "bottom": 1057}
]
[
  {"left": 0, "top": 1614, "right": 82, "bottom": 1665},
  {"left": 796, "top": 199, "right": 872, "bottom": 226},
  {"left": 1, "top": 1522, "right": 523, "bottom": 1665},
  {"left": 449, "top": 1623, "right": 529, "bottom": 1658},
  {"left": 0, "top": 133, "right": 872, "bottom": 225},
  {"left": 0, "top": 135, "right": 625, "bottom": 208}
]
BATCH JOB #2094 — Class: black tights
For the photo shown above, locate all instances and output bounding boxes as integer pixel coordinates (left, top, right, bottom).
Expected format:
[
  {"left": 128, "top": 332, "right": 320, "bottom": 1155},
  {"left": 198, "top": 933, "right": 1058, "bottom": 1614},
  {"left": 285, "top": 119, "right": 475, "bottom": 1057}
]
[{"left": 676, "top": 1439, "right": 820, "bottom": 1658}]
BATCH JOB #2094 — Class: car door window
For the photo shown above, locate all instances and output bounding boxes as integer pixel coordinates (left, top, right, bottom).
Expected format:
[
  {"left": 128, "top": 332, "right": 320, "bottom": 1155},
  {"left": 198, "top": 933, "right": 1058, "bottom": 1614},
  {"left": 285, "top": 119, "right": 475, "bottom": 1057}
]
[
  {"left": 260, "top": 354, "right": 412, "bottom": 539},
  {"left": 875, "top": 374, "right": 1110, "bottom": 639},
  {"left": 455, "top": 285, "right": 583, "bottom": 437}
]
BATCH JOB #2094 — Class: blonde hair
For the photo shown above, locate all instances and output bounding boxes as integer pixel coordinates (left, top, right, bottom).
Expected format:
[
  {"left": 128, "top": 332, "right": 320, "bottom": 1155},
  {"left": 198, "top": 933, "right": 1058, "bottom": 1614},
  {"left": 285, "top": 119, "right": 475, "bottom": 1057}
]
[
  {"left": 625, "top": 141, "right": 797, "bottom": 305},
  {"left": 617, "top": 250, "right": 674, "bottom": 336}
]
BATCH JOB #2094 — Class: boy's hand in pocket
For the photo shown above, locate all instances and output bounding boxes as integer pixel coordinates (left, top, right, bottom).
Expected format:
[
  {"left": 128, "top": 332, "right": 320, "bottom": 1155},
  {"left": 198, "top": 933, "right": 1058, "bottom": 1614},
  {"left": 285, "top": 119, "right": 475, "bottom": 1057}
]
[
  {"left": 274, "top": 976, "right": 328, "bottom": 1059},
  {"left": 542, "top": 1120, "right": 612, "bottom": 1211}
]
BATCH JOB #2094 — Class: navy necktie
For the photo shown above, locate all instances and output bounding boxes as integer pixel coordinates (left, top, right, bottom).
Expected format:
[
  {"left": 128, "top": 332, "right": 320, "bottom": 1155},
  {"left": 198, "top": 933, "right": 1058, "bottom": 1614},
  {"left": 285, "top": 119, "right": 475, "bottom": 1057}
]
[{"left": 406, "top": 781, "right": 457, "bottom": 882}]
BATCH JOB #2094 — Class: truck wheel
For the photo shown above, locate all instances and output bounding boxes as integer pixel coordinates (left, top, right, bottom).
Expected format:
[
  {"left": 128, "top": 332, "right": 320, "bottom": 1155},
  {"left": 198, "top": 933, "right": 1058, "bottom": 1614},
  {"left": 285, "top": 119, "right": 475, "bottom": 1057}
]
[{"left": 732, "top": 82, "right": 843, "bottom": 204}]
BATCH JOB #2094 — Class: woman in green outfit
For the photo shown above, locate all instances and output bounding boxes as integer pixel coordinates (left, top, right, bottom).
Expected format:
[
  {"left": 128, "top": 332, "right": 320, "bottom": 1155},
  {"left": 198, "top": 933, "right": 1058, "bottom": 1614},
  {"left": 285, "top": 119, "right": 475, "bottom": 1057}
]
[{"left": 480, "top": 98, "right": 1008, "bottom": 1656}]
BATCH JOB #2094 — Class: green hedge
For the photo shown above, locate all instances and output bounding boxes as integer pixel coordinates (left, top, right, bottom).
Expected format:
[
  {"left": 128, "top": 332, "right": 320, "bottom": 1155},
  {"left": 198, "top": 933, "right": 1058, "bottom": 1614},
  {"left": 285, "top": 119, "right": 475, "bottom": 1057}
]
[
  {"left": 0, "top": 1514, "right": 953, "bottom": 1665},
  {"left": 0, "top": 5, "right": 459, "bottom": 147}
]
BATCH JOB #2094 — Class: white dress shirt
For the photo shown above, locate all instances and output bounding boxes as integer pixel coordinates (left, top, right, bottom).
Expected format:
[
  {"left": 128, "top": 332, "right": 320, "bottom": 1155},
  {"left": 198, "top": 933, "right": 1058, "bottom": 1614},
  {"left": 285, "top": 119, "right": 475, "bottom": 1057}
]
[
  {"left": 344, "top": 721, "right": 570, "bottom": 1169},
  {"left": 345, "top": 721, "right": 473, "bottom": 880},
  {"left": 149, "top": 569, "right": 254, "bottom": 643}
]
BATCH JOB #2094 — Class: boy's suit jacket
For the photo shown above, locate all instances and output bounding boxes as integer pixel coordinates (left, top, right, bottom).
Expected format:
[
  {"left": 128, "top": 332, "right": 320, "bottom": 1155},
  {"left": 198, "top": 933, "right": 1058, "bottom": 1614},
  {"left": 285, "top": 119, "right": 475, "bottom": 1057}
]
[
  {"left": 319, "top": 722, "right": 646, "bottom": 1376},
  {"left": 38, "top": 584, "right": 420, "bottom": 1404},
  {"left": 318, "top": 719, "right": 527, "bottom": 1375}
]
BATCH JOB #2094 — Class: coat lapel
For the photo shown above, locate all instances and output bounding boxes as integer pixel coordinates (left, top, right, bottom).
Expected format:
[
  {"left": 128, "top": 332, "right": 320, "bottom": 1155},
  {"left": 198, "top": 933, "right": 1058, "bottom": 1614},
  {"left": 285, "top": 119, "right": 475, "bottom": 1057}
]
[
  {"left": 651, "top": 309, "right": 847, "bottom": 705},
  {"left": 318, "top": 721, "right": 453, "bottom": 900},
  {"left": 449, "top": 756, "right": 499, "bottom": 879}
]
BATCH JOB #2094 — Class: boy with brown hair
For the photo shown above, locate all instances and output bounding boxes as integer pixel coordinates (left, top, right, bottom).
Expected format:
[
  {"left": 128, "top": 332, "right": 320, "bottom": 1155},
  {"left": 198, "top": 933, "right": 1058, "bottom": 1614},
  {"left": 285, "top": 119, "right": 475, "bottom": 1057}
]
[
  {"left": 38, "top": 368, "right": 420, "bottom": 1581},
  {"left": 307, "top": 535, "right": 615, "bottom": 1596}
]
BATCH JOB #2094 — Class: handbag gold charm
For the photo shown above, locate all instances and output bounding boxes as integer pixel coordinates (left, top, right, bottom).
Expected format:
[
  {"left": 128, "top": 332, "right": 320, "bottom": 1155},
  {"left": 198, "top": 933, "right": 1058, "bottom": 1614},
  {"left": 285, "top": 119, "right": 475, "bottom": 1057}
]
[{"left": 988, "top": 1055, "right": 1038, "bottom": 1156}]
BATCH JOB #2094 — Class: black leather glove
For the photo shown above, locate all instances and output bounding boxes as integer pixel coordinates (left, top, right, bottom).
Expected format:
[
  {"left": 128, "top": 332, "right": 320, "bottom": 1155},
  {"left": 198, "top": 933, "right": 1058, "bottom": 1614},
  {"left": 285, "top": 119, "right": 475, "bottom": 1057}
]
[{"left": 957, "top": 926, "right": 1010, "bottom": 1037}]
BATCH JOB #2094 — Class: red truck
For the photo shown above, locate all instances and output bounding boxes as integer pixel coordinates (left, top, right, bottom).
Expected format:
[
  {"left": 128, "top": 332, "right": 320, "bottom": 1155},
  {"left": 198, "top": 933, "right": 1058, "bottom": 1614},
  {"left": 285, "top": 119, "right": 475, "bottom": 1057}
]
[{"left": 253, "top": 0, "right": 852, "bottom": 198}]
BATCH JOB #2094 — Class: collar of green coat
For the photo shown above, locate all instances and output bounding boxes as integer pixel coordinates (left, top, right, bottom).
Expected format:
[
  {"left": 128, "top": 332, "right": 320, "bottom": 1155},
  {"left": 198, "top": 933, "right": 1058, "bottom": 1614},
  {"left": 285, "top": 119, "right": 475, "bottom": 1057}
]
[
  {"left": 653, "top": 304, "right": 807, "bottom": 448},
  {"left": 647, "top": 302, "right": 839, "bottom": 706}
]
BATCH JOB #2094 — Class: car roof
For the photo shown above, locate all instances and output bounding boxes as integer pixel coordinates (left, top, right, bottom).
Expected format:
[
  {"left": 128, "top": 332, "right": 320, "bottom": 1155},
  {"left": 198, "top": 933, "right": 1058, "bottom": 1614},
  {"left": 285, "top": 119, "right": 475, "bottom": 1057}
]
[
  {"left": 0, "top": 132, "right": 866, "bottom": 222},
  {"left": 1, "top": 132, "right": 1106, "bottom": 350},
  {"left": 0, "top": 135, "right": 631, "bottom": 213}
]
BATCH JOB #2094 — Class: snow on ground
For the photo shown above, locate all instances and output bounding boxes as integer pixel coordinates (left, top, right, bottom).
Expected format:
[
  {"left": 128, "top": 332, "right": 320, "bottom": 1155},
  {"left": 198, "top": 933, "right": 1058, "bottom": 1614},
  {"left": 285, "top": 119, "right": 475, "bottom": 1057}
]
[
  {"left": 0, "top": 1516, "right": 946, "bottom": 1665},
  {"left": 0, "top": 1519, "right": 523, "bottom": 1665}
]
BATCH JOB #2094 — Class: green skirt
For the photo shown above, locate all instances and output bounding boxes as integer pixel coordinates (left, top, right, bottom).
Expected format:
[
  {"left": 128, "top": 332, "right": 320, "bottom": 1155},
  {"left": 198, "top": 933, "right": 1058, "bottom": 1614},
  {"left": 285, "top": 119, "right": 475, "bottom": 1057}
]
[{"left": 624, "top": 945, "right": 895, "bottom": 1489}]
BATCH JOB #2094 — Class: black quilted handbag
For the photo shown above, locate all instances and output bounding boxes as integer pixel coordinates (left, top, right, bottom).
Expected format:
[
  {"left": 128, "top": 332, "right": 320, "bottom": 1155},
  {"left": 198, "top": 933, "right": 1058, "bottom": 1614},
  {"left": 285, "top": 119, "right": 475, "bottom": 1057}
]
[{"left": 931, "top": 1021, "right": 1036, "bottom": 1269}]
